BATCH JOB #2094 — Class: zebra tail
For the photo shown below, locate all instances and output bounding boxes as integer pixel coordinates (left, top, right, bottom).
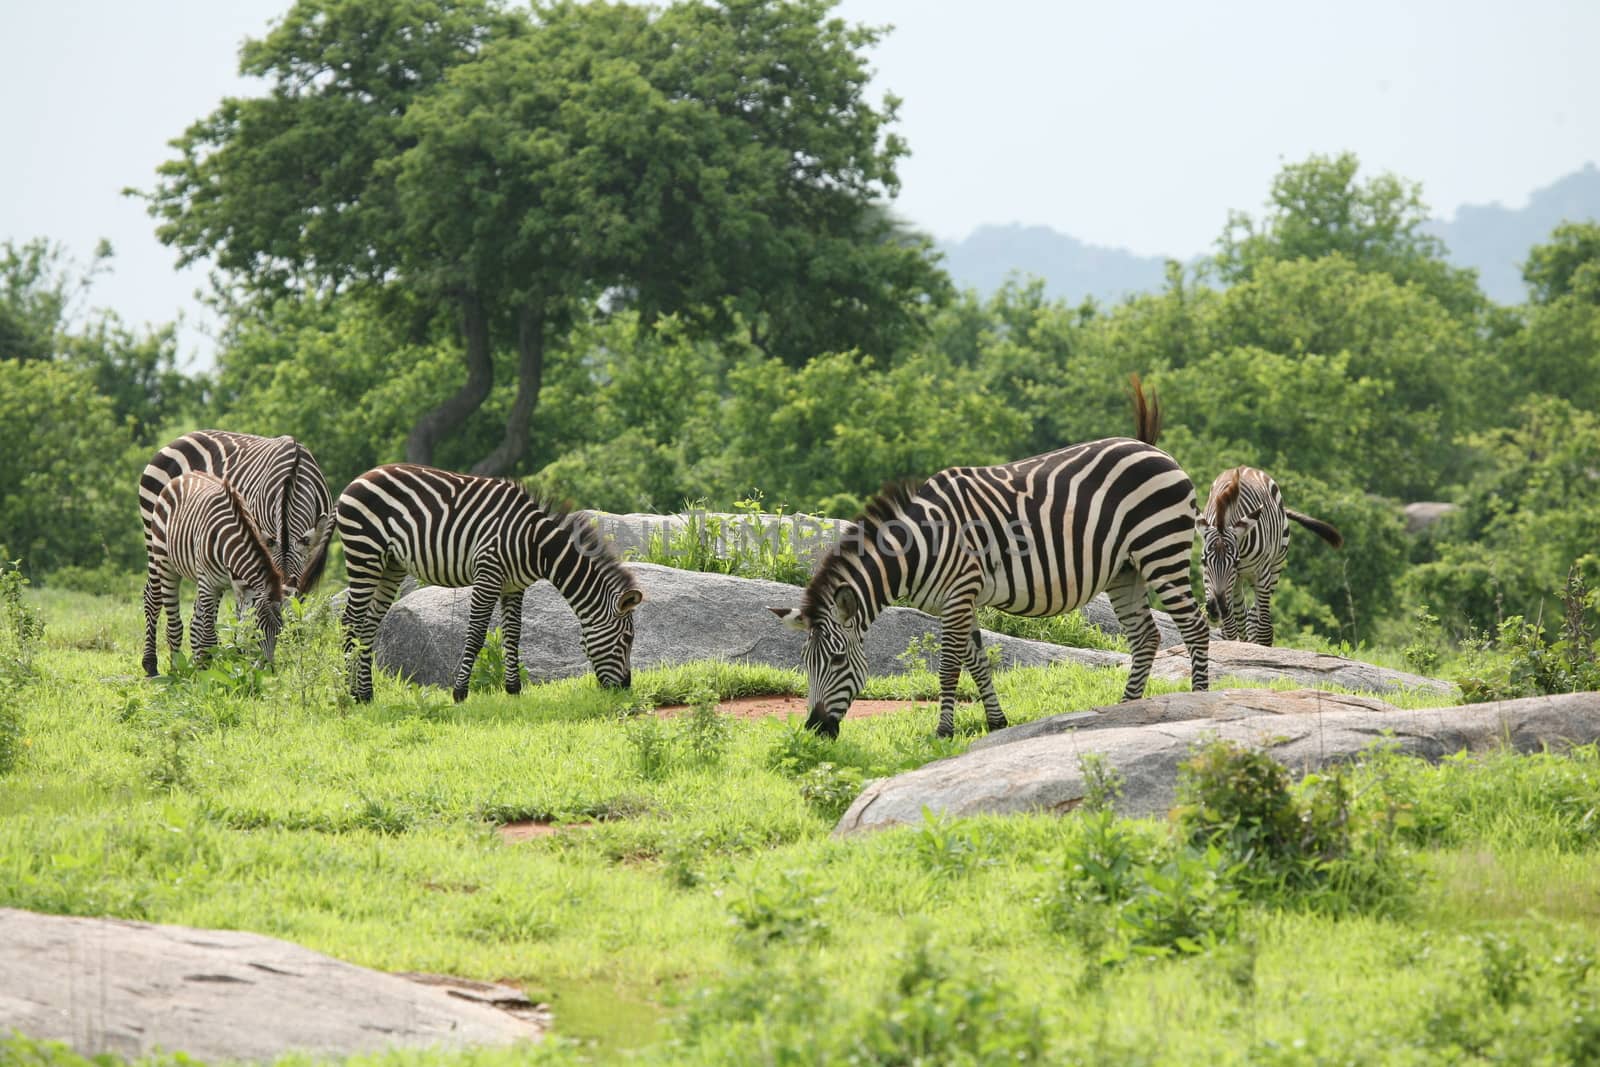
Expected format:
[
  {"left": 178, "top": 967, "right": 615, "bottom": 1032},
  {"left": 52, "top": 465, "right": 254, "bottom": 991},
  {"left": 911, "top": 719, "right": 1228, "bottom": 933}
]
[
  {"left": 1129, "top": 373, "right": 1161, "bottom": 445},
  {"left": 1286, "top": 509, "right": 1344, "bottom": 548}
]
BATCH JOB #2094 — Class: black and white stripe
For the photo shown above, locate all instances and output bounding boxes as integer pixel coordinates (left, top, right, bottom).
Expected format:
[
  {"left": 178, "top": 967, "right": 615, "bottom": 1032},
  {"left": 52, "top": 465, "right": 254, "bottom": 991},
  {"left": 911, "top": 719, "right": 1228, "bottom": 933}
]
[
  {"left": 143, "top": 472, "right": 286, "bottom": 675},
  {"left": 335, "top": 464, "right": 642, "bottom": 703},
  {"left": 140, "top": 430, "right": 333, "bottom": 597},
  {"left": 1197, "top": 466, "right": 1344, "bottom": 645},
  {"left": 771, "top": 380, "right": 1210, "bottom": 738}
]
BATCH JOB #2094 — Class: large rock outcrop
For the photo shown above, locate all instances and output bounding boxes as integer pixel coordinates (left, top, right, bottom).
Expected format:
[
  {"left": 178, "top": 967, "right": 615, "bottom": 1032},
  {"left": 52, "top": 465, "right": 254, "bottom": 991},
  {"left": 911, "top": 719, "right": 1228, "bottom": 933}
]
[
  {"left": 373, "top": 563, "right": 1126, "bottom": 688},
  {"left": 581, "top": 510, "right": 1182, "bottom": 648},
  {"left": 0, "top": 909, "right": 542, "bottom": 1062},
  {"left": 1152, "top": 640, "right": 1457, "bottom": 697},
  {"left": 371, "top": 564, "right": 1449, "bottom": 701},
  {"left": 833, "top": 690, "right": 1600, "bottom": 833}
]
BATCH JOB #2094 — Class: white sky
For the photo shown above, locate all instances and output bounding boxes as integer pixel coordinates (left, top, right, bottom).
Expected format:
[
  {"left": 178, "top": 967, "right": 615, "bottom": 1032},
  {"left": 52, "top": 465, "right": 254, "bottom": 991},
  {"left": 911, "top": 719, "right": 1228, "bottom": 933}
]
[{"left": 2, "top": 0, "right": 1596, "bottom": 366}]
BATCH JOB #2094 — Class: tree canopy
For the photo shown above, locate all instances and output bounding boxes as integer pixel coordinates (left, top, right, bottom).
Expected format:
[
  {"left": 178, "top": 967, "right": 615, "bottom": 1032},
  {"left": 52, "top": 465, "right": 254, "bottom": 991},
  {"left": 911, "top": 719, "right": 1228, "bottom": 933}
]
[{"left": 141, "top": 0, "right": 947, "bottom": 474}]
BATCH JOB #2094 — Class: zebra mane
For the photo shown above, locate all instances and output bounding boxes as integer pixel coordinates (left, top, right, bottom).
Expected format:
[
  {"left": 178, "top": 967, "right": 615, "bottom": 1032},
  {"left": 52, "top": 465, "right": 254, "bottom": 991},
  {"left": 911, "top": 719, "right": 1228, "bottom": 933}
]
[
  {"left": 538, "top": 500, "right": 639, "bottom": 592},
  {"left": 1210, "top": 468, "right": 1243, "bottom": 528},
  {"left": 800, "top": 479, "right": 923, "bottom": 623},
  {"left": 221, "top": 479, "right": 285, "bottom": 602}
]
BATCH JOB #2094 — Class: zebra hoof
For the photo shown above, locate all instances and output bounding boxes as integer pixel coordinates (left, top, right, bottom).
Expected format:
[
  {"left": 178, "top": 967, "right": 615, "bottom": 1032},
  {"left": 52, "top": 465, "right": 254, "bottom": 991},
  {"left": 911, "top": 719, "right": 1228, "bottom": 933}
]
[
  {"left": 504, "top": 681, "right": 522, "bottom": 697},
  {"left": 452, "top": 687, "right": 469, "bottom": 704}
]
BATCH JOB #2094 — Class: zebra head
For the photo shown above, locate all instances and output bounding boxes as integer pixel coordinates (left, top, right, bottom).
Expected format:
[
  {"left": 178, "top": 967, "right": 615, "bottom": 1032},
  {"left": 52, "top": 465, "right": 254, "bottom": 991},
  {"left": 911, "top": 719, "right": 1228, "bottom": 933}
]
[
  {"left": 769, "top": 585, "right": 868, "bottom": 738},
  {"left": 1197, "top": 505, "right": 1259, "bottom": 641},
  {"left": 581, "top": 585, "right": 643, "bottom": 689}
]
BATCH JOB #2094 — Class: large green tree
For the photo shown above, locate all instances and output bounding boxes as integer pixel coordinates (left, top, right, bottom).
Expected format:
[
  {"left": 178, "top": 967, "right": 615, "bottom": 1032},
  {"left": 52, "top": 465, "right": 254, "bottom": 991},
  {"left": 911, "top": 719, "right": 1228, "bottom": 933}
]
[
  {"left": 143, "top": 0, "right": 945, "bottom": 475},
  {"left": 1215, "top": 152, "right": 1482, "bottom": 316}
]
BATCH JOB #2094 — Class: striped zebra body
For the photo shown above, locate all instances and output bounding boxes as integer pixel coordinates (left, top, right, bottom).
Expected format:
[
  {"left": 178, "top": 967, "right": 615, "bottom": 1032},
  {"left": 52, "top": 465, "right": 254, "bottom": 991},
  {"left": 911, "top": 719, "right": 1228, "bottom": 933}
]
[
  {"left": 140, "top": 430, "right": 333, "bottom": 597},
  {"left": 771, "top": 384, "right": 1209, "bottom": 738},
  {"left": 1198, "top": 467, "right": 1343, "bottom": 645},
  {"left": 143, "top": 472, "right": 286, "bottom": 675},
  {"left": 336, "top": 464, "right": 641, "bottom": 703}
]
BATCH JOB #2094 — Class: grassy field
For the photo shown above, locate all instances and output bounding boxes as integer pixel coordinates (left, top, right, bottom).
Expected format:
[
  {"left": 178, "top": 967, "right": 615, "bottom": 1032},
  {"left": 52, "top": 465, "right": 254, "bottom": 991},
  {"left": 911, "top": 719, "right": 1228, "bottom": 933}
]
[{"left": 5, "top": 588, "right": 1600, "bottom": 1065}]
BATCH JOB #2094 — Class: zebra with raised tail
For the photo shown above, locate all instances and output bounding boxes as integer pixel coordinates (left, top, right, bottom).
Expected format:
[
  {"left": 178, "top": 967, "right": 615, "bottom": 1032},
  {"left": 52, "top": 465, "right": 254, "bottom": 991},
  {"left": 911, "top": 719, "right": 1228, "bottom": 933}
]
[
  {"left": 1197, "top": 466, "right": 1343, "bottom": 645},
  {"left": 336, "top": 464, "right": 642, "bottom": 703},
  {"left": 143, "top": 472, "right": 286, "bottom": 675},
  {"left": 770, "top": 376, "right": 1210, "bottom": 739},
  {"left": 140, "top": 430, "right": 333, "bottom": 597}
]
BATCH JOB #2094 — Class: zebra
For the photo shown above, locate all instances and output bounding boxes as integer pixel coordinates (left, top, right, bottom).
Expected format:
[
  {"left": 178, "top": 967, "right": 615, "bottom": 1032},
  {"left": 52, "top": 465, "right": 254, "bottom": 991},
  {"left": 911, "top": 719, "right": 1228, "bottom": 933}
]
[
  {"left": 140, "top": 430, "right": 333, "bottom": 598},
  {"left": 770, "top": 377, "right": 1210, "bottom": 739},
  {"left": 143, "top": 471, "right": 286, "bottom": 676},
  {"left": 335, "top": 464, "right": 642, "bottom": 703},
  {"left": 1197, "top": 466, "right": 1343, "bottom": 646}
]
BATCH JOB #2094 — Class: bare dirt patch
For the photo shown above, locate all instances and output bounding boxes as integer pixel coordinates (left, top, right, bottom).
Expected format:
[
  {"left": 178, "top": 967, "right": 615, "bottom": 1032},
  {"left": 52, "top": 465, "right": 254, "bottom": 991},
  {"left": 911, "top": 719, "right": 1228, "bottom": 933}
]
[
  {"left": 498, "top": 820, "right": 593, "bottom": 842},
  {"left": 654, "top": 695, "right": 926, "bottom": 721}
]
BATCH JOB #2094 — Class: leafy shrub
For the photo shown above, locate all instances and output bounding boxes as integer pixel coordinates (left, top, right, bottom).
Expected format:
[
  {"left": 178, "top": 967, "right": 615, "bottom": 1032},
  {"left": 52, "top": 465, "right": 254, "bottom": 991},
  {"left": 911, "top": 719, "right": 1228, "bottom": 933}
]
[
  {"left": 724, "top": 868, "right": 830, "bottom": 949},
  {"left": 1453, "top": 568, "right": 1600, "bottom": 701},
  {"left": 846, "top": 931, "right": 1047, "bottom": 1065},
  {"left": 1174, "top": 739, "right": 1416, "bottom": 914},
  {"left": 1078, "top": 752, "right": 1125, "bottom": 814}
]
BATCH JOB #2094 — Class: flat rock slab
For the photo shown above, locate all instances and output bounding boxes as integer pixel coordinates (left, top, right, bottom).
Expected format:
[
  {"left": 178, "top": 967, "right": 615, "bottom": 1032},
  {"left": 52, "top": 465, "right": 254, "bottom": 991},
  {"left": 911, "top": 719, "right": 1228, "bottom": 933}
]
[
  {"left": 1152, "top": 639, "right": 1457, "bottom": 697},
  {"left": 374, "top": 562, "right": 1123, "bottom": 688},
  {"left": 834, "top": 690, "right": 1600, "bottom": 833},
  {"left": 0, "top": 909, "right": 543, "bottom": 1062}
]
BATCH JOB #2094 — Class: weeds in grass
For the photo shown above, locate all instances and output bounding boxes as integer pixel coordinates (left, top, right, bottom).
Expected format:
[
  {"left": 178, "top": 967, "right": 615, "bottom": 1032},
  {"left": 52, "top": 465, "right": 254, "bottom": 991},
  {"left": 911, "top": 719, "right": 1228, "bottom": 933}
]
[
  {"left": 795, "top": 761, "right": 865, "bottom": 822},
  {"left": 1078, "top": 751, "right": 1125, "bottom": 814},
  {"left": 976, "top": 605, "right": 1128, "bottom": 652},
  {"left": 849, "top": 930, "right": 1047, "bottom": 1065},
  {"left": 274, "top": 595, "right": 351, "bottom": 709},
  {"left": 468, "top": 627, "right": 527, "bottom": 694},
  {"left": 681, "top": 688, "right": 731, "bottom": 767},
  {"left": 912, "top": 807, "right": 994, "bottom": 879},
  {"left": 634, "top": 497, "right": 816, "bottom": 586}
]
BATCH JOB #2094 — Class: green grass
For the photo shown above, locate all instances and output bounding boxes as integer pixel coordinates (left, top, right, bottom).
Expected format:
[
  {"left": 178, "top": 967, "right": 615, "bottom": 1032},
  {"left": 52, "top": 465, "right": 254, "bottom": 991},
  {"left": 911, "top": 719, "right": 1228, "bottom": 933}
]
[{"left": 6, "top": 589, "right": 1600, "bottom": 1065}]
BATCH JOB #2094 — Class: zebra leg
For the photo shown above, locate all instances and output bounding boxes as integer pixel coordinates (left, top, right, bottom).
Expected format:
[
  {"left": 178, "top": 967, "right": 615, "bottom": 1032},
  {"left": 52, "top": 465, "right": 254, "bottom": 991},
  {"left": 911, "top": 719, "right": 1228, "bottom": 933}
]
[
  {"left": 962, "top": 629, "right": 1007, "bottom": 731},
  {"left": 452, "top": 581, "right": 501, "bottom": 703},
  {"left": 191, "top": 581, "right": 223, "bottom": 667},
  {"left": 1106, "top": 566, "right": 1159, "bottom": 702},
  {"left": 1246, "top": 575, "right": 1278, "bottom": 646},
  {"left": 500, "top": 589, "right": 525, "bottom": 695},
  {"left": 344, "top": 565, "right": 404, "bottom": 704},
  {"left": 935, "top": 605, "right": 977, "bottom": 738},
  {"left": 142, "top": 566, "right": 164, "bottom": 677},
  {"left": 162, "top": 572, "right": 184, "bottom": 668},
  {"left": 1146, "top": 570, "right": 1211, "bottom": 695}
]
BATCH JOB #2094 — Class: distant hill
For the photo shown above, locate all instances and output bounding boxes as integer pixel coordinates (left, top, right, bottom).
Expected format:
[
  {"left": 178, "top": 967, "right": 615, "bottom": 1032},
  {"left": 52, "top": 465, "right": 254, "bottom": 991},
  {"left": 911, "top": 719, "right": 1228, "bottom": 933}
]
[
  {"left": 940, "top": 163, "right": 1600, "bottom": 307},
  {"left": 936, "top": 224, "right": 1172, "bottom": 306},
  {"left": 1426, "top": 162, "right": 1600, "bottom": 304}
]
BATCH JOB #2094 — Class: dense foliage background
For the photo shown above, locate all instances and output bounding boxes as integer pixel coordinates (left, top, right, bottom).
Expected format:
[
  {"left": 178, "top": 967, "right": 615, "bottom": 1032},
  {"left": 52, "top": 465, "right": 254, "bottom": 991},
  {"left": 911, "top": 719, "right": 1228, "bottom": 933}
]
[{"left": 3, "top": 0, "right": 1598, "bottom": 655}]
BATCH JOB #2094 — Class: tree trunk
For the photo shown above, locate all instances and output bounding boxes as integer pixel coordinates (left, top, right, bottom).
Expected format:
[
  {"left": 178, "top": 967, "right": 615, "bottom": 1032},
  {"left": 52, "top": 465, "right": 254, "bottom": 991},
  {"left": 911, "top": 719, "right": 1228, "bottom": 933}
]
[
  {"left": 471, "top": 305, "right": 544, "bottom": 476},
  {"left": 405, "top": 290, "right": 494, "bottom": 466}
]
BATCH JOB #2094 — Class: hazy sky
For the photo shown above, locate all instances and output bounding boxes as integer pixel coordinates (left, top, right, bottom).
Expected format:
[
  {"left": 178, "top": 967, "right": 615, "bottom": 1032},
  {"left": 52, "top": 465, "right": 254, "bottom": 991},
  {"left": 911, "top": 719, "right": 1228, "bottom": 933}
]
[{"left": 2, "top": 0, "right": 1596, "bottom": 365}]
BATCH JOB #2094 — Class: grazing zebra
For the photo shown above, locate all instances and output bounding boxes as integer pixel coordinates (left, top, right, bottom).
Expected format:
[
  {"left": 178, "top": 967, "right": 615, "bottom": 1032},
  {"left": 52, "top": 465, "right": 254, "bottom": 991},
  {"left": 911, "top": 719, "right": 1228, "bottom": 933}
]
[
  {"left": 336, "top": 464, "right": 642, "bottom": 703},
  {"left": 140, "top": 430, "right": 333, "bottom": 597},
  {"left": 1197, "top": 466, "right": 1344, "bottom": 645},
  {"left": 770, "top": 377, "right": 1210, "bottom": 739},
  {"left": 143, "top": 472, "right": 286, "bottom": 676}
]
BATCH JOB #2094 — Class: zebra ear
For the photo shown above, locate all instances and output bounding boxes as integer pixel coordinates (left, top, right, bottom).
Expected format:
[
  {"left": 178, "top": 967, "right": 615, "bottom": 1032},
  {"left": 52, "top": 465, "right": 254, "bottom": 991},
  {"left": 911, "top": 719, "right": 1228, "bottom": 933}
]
[
  {"left": 769, "top": 606, "right": 808, "bottom": 631},
  {"left": 833, "top": 587, "right": 861, "bottom": 627},
  {"left": 618, "top": 589, "right": 643, "bottom": 614}
]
